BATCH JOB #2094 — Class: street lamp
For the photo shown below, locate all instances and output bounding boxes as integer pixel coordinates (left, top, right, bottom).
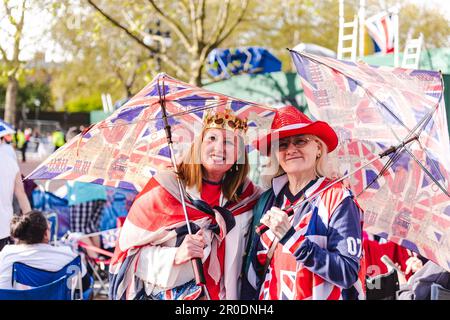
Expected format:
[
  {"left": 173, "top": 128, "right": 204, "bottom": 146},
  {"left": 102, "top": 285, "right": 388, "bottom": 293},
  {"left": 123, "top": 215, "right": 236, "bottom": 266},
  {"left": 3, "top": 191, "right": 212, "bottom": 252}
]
[
  {"left": 34, "top": 98, "right": 41, "bottom": 120},
  {"left": 143, "top": 19, "right": 172, "bottom": 71}
]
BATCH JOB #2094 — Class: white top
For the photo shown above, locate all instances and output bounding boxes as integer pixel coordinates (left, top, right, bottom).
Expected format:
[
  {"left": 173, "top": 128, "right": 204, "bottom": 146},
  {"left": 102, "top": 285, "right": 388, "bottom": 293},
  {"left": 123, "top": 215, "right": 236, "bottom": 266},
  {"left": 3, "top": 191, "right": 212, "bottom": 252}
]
[
  {"left": 0, "top": 143, "right": 17, "bottom": 161},
  {"left": 0, "top": 243, "right": 86, "bottom": 289},
  {"left": 0, "top": 151, "right": 20, "bottom": 239}
]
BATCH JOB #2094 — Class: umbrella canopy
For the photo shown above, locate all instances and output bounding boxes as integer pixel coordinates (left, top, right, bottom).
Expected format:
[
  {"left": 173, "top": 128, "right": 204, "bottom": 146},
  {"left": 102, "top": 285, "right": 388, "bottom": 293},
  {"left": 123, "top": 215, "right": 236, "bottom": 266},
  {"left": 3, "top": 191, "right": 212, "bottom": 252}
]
[
  {"left": 0, "top": 119, "right": 15, "bottom": 138},
  {"left": 290, "top": 50, "right": 450, "bottom": 270},
  {"left": 26, "top": 73, "right": 275, "bottom": 192}
]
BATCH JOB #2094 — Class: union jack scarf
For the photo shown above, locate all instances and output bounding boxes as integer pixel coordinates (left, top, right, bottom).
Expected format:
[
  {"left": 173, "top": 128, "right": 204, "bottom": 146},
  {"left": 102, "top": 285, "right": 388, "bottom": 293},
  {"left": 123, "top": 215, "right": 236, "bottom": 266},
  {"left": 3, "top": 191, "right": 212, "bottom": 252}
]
[{"left": 109, "top": 170, "right": 260, "bottom": 300}]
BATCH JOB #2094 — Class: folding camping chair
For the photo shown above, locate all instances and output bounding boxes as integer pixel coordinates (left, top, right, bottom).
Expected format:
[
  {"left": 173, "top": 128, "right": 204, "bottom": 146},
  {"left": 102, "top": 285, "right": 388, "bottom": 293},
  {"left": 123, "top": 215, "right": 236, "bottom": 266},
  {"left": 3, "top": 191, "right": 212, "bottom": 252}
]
[
  {"left": 366, "top": 255, "right": 401, "bottom": 300},
  {"left": 12, "top": 255, "right": 91, "bottom": 300},
  {"left": 78, "top": 240, "right": 114, "bottom": 297},
  {"left": 32, "top": 182, "right": 71, "bottom": 240},
  {"left": 431, "top": 283, "right": 450, "bottom": 300},
  {"left": 46, "top": 212, "right": 58, "bottom": 245},
  {"left": 0, "top": 276, "right": 70, "bottom": 300}
]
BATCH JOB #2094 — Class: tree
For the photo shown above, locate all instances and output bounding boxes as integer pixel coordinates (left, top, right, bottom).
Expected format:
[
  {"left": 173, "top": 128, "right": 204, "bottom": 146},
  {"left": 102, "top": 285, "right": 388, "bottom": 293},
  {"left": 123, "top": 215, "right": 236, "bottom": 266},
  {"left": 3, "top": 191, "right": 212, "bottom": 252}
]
[
  {"left": 87, "top": 0, "right": 251, "bottom": 86},
  {"left": 227, "top": 0, "right": 449, "bottom": 72},
  {"left": 398, "top": 3, "right": 450, "bottom": 48},
  {"left": 48, "top": 0, "right": 155, "bottom": 109},
  {"left": 0, "top": 0, "right": 27, "bottom": 126},
  {"left": 228, "top": 0, "right": 339, "bottom": 71}
]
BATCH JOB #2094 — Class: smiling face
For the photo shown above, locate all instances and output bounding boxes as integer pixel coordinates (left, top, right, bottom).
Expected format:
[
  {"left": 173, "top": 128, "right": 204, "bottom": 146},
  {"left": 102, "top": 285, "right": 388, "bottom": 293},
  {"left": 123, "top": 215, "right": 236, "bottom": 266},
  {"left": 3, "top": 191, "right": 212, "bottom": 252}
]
[
  {"left": 274, "top": 134, "right": 322, "bottom": 176},
  {"left": 200, "top": 128, "right": 239, "bottom": 178}
]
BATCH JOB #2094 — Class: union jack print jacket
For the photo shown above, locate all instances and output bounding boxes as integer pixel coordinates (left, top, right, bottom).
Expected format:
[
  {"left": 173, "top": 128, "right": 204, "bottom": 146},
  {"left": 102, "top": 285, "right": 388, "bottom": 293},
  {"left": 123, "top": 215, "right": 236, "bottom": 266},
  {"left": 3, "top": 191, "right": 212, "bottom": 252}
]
[{"left": 242, "top": 175, "right": 366, "bottom": 300}]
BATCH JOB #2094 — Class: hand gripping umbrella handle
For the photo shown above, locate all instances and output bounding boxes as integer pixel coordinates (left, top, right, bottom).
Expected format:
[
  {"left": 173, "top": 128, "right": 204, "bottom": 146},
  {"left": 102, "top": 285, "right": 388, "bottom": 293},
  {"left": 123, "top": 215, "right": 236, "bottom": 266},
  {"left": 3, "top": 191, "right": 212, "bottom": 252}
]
[{"left": 255, "top": 207, "right": 294, "bottom": 236}]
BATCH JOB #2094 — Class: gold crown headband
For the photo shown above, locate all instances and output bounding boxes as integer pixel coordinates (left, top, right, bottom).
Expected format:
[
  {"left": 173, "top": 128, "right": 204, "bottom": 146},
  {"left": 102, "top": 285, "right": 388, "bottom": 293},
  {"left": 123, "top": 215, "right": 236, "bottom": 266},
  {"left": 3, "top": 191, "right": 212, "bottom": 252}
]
[{"left": 203, "top": 109, "right": 248, "bottom": 132}]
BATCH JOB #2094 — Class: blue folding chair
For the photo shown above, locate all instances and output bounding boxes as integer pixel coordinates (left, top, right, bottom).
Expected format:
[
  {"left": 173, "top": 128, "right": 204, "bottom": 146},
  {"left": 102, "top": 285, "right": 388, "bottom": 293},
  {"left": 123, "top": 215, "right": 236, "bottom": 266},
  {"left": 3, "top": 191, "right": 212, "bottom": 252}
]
[
  {"left": 12, "top": 255, "right": 89, "bottom": 300},
  {"left": 0, "top": 276, "right": 70, "bottom": 300},
  {"left": 46, "top": 212, "right": 58, "bottom": 245},
  {"left": 431, "top": 283, "right": 450, "bottom": 300}
]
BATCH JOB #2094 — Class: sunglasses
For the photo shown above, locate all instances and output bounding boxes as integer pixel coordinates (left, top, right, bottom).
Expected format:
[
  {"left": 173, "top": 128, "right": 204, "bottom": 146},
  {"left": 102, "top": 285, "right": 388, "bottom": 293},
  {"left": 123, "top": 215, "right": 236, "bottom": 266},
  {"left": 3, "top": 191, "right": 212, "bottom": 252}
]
[{"left": 277, "top": 136, "right": 313, "bottom": 151}]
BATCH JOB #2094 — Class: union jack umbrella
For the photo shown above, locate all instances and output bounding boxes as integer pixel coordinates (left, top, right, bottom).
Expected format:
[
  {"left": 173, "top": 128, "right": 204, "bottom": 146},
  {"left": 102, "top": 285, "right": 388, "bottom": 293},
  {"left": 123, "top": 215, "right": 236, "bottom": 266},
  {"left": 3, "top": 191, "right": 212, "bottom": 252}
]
[
  {"left": 26, "top": 73, "right": 275, "bottom": 295},
  {"left": 290, "top": 50, "right": 450, "bottom": 271},
  {"left": 26, "top": 73, "right": 275, "bottom": 192}
]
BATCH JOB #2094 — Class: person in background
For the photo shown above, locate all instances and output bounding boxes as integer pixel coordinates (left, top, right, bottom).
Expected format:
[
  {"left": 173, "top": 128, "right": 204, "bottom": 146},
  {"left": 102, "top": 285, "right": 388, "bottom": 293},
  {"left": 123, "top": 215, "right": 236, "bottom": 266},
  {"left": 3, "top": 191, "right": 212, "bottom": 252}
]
[
  {"left": 65, "top": 126, "right": 79, "bottom": 143},
  {"left": 52, "top": 127, "right": 65, "bottom": 151},
  {"left": 66, "top": 181, "right": 107, "bottom": 258},
  {"left": 0, "top": 135, "right": 17, "bottom": 161},
  {"left": 31, "top": 128, "right": 41, "bottom": 152},
  {"left": 396, "top": 259, "right": 450, "bottom": 300},
  {"left": 16, "top": 129, "right": 26, "bottom": 162},
  {"left": 64, "top": 126, "right": 106, "bottom": 258},
  {"left": 0, "top": 138, "right": 31, "bottom": 251},
  {"left": 0, "top": 210, "right": 91, "bottom": 296}
]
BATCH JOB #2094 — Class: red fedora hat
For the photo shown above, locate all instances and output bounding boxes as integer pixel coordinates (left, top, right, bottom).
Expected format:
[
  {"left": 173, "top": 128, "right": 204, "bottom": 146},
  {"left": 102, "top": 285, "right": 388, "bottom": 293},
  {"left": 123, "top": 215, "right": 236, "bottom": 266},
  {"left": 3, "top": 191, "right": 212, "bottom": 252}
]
[{"left": 257, "top": 105, "right": 338, "bottom": 155}]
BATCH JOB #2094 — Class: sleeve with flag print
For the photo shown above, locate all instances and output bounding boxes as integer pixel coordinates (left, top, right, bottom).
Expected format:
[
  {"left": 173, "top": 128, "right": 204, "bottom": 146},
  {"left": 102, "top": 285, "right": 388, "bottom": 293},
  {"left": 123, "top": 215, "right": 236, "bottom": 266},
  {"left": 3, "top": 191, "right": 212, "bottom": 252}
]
[{"left": 279, "top": 196, "right": 362, "bottom": 289}]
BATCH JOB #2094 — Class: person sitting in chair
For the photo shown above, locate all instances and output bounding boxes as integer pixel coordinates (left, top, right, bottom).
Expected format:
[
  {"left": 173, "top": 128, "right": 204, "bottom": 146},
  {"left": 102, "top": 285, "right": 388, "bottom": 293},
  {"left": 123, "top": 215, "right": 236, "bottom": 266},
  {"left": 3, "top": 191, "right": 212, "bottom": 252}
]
[{"left": 0, "top": 210, "right": 91, "bottom": 295}]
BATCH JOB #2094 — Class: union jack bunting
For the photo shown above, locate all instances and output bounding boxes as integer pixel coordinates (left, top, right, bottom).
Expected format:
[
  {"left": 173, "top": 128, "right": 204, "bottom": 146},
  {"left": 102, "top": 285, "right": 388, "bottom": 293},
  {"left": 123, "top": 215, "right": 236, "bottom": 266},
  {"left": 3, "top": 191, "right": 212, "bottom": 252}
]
[
  {"left": 365, "top": 11, "right": 397, "bottom": 54},
  {"left": 25, "top": 73, "right": 275, "bottom": 192},
  {"left": 290, "top": 50, "right": 450, "bottom": 271}
]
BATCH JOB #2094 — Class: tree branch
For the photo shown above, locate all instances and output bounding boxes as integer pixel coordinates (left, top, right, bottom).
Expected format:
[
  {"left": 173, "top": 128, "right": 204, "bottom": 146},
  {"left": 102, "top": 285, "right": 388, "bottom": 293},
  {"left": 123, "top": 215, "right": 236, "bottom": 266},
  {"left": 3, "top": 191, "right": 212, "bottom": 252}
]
[
  {"left": 12, "top": 0, "right": 27, "bottom": 63},
  {"left": 87, "top": 0, "right": 158, "bottom": 54},
  {"left": 87, "top": 0, "right": 189, "bottom": 79},
  {"left": 200, "top": 0, "right": 249, "bottom": 65},
  {"left": 214, "top": 0, "right": 249, "bottom": 47},
  {"left": 0, "top": 45, "right": 8, "bottom": 62},
  {"left": 146, "top": 0, "right": 192, "bottom": 51},
  {"left": 188, "top": 0, "right": 198, "bottom": 47},
  {"left": 2, "top": 0, "right": 12, "bottom": 23},
  {"left": 197, "top": 0, "right": 206, "bottom": 43},
  {"left": 206, "top": 0, "right": 230, "bottom": 47},
  {"left": 158, "top": 53, "right": 189, "bottom": 79}
]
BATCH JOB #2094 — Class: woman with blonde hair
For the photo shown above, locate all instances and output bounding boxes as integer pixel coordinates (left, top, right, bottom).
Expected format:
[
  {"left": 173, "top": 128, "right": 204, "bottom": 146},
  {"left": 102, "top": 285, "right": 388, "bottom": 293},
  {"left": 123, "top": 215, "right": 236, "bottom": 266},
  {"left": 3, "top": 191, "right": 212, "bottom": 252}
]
[
  {"left": 109, "top": 109, "right": 260, "bottom": 300},
  {"left": 242, "top": 106, "right": 365, "bottom": 300}
]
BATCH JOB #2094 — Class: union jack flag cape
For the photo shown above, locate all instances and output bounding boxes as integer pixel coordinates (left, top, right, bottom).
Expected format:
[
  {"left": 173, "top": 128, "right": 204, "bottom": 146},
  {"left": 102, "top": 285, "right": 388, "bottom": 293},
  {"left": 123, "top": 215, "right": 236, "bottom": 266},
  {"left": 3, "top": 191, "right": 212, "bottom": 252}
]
[{"left": 109, "top": 170, "right": 260, "bottom": 300}]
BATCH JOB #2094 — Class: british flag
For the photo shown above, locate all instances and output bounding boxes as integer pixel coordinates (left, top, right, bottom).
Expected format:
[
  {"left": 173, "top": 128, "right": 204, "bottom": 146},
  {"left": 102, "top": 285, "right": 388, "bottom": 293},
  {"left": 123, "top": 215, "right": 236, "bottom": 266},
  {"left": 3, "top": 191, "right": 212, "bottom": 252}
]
[
  {"left": 25, "top": 73, "right": 275, "bottom": 192},
  {"left": 290, "top": 50, "right": 450, "bottom": 271},
  {"left": 365, "top": 11, "right": 397, "bottom": 54}
]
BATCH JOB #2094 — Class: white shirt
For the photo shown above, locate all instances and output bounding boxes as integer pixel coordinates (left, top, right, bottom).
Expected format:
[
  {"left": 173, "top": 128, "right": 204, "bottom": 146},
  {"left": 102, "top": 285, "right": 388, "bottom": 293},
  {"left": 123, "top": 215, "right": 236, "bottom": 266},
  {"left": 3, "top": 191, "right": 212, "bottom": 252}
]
[
  {"left": 0, "top": 150, "right": 20, "bottom": 239},
  {"left": 0, "top": 243, "right": 86, "bottom": 289},
  {"left": 0, "top": 143, "right": 17, "bottom": 161}
]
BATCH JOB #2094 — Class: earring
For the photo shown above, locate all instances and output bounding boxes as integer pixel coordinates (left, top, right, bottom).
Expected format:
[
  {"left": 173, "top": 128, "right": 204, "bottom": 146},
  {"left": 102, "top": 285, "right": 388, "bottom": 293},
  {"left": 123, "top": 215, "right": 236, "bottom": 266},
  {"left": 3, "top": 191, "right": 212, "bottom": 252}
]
[{"left": 235, "top": 163, "right": 238, "bottom": 171}]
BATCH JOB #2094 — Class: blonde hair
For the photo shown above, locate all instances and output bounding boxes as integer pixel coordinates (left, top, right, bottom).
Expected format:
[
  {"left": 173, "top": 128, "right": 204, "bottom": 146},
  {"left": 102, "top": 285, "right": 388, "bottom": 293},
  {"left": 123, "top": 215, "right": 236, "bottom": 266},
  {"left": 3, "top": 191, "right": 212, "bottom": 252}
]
[
  {"left": 177, "top": 128, "right": 250, "bottom": 202},
  {"left": 270, "top": 135, "right": 332, "bottom": 179}
]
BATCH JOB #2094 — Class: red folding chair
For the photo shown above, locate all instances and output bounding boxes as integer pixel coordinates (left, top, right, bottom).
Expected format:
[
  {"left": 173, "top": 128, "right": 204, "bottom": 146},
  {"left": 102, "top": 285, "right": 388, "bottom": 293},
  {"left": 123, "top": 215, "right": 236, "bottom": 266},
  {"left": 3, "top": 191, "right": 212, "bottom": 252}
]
[{"left": 78, "top": 240, "right": 114, "bottom": 297}]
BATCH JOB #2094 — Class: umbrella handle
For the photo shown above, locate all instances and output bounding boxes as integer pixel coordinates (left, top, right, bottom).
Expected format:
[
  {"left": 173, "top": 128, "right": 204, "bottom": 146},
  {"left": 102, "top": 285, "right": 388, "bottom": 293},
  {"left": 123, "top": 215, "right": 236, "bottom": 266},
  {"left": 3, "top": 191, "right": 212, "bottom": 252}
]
[
  {"left": 255, "top": 207, "right": 294, "bottom": 236},
  {"left": 192, "top": 258, "right": 206, "bottom": 285}
]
